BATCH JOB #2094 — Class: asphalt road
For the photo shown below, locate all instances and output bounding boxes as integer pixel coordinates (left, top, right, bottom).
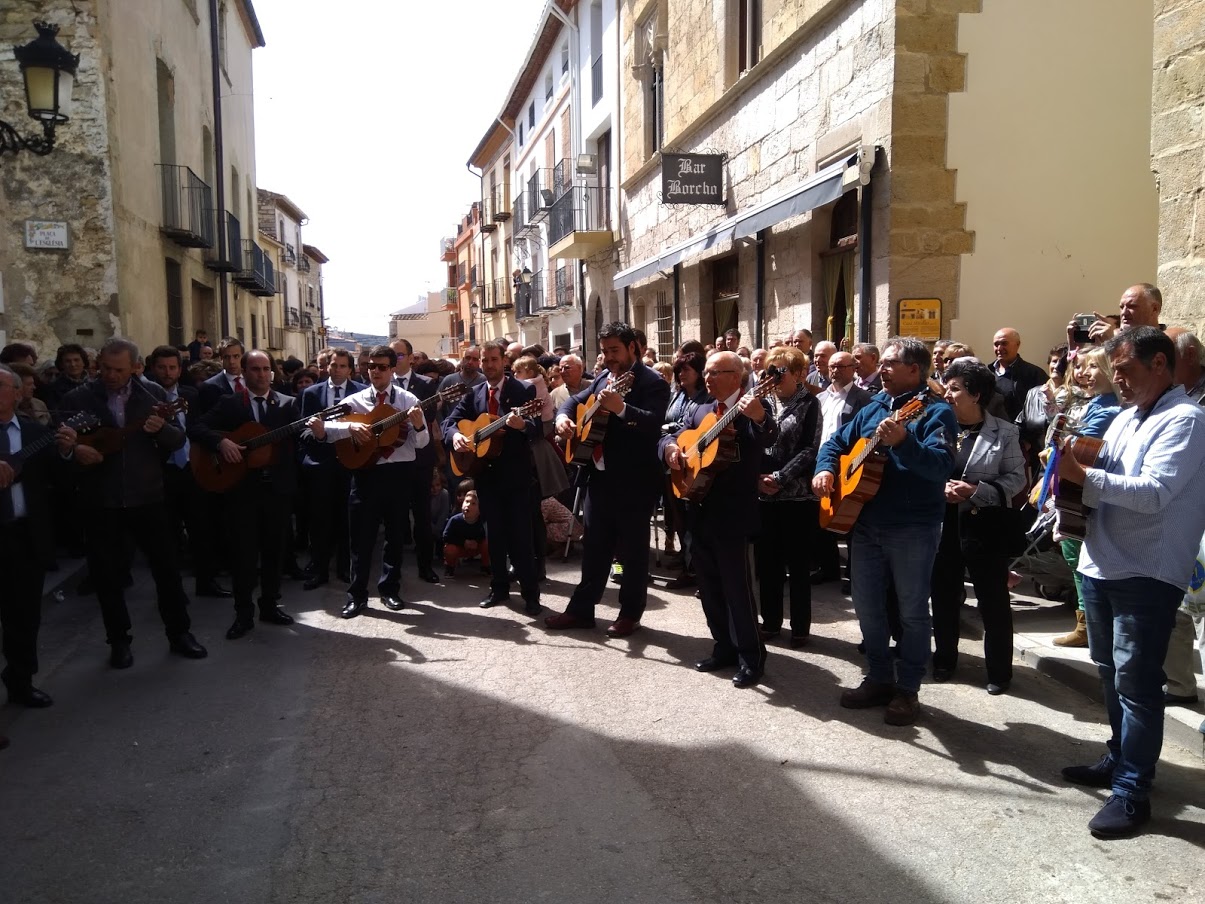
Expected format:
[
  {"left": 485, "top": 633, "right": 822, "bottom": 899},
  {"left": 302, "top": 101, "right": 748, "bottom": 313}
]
[{"left": 1, "top": 554, "right": 1203, "bottom": 904}]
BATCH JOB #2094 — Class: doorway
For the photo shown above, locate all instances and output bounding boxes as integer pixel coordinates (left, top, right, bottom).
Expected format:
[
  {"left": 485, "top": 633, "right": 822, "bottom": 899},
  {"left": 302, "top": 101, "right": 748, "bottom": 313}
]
[{"left": 191, "top": 280, "right": 215, "bottom": 340}]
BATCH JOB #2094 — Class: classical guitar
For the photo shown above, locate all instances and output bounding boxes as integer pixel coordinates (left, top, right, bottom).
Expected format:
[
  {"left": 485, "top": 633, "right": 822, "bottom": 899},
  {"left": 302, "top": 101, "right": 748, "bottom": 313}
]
[
  {"left": 818, "top": 393, "right": 929, "bottom": 534},
  {"left": 450, "top": 398, "right": 543, "bottom": 478},
  {"left": 0, "top": 412, "right": 99, "bottom": 479},
  {"left": 76, "top": 398, "right": 188, "bottom": 455},
  {"left": 335, "top": 383, "right": 468, "bottom": 470},
  {"left": 669, "top": 366, "right": 783, "bottom": 502},
  {"left": 1047, "top": 412, "right": 1105, "bottom": 542},
  {"left": 191, "top": 402, "right": 350, "bottom": 493},
  {"left": 563, "top": 370, "right": 635, "bottom": 465}
]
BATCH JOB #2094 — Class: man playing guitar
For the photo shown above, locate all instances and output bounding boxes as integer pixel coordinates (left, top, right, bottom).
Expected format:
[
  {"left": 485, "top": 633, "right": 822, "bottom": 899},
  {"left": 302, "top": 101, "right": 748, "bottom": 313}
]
[
  {"left": 812, "top": 337, "right": 956, "bottom": 725},
  {"left": 544, "top": 322, "right": 670, "bottom": 637}
]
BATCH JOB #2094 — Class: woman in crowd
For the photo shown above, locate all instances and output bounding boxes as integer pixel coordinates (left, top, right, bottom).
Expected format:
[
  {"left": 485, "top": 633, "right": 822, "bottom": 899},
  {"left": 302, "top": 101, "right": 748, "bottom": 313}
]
[
  {"left": 291, "top": 367, "right": 318, "bottom": 395},
  {"left": 930, "top": 358, "right": 1027, "bottom": 694},
  {"left": 1052, "top": 345, "right": 1121, "bottom": 647},
  {"left": 1016, "top": 344, "right": 1069, "bottom": 477},
  {"left": 9, "top": 362, "right": 51, "bottom": 425},
  {"left": 41, "top": 343, "right": 89, "bottom": 409},
  {"left": 754, "top": 346, "right": 821, "bottom": 646},
  {"left": 661, "top": 350, "right": 711, "bottom": 585}
]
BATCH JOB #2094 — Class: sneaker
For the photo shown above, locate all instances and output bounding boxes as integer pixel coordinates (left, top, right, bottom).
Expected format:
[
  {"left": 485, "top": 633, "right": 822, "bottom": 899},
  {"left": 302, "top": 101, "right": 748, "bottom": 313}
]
[
  {"left": 839, "top": 679, "right": 895, "bottom": 709},
  {"left": 610, "top": 562, "right": 624, "bottom": 584},
  {"left": 1088, "top": 795, "right": 1151, "bottom": 839},
  {"left": 884, "top": 691, "right": 920, "bottom": 726},
  {"left": 1061, "top": 753, "right": 1115, "bottom": 788}
]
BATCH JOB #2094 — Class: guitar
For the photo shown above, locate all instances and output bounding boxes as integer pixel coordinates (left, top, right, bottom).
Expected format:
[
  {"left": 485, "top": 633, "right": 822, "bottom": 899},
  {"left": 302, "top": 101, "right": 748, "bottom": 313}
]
[
  {"left": 563, "top": 370, "right": 635, "bottom": 465},
  {"left": 0, "top": 412, "right": 99, "bottom": 480},
  {"left": 1047, "top": 412, "right": 1105, "bottom": 542},
  {"left": 76, "top": 399, "right": 188, "bottom": 456},
  {"left": 450, "top": 399, "right": 543, "bottom": 478},
  {"left": 335, "top": 383, "right": 468, "bottom": 470},
  {"left": 818, "top": 393, "right": 929, "bottom": 534},
  {"left": 669, "top": 366, "right": 783, "bottom": 502},
  {"left": 191, "top": 402, "right": 351, "bottom": 493}
]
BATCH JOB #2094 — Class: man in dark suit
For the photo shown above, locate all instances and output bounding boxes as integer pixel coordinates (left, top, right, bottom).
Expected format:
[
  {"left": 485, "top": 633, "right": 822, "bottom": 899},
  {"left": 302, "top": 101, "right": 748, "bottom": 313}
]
[
  {"left": 189, "top": 350, "right": 299, "bottom": 640},
  {"left": 545, "top": 322, "right": 670, "bottom": 637},
  {"left": 298, "top": 348, "right": 363, "bottom": 589},
  {"left": 660, "top": 351, "right": 777, "bottom": 688},
  {"left": 392, "top": 337, "right": 440, "bottom": 583},
  {"left": 196, "top": 336, "right": 247, "bottom": 415},
  {"left": 443, "top": 340, "right": 542, "bottom": 615},
  {"left": 59, "top": 338, "right": 208, "bottom": 668}
]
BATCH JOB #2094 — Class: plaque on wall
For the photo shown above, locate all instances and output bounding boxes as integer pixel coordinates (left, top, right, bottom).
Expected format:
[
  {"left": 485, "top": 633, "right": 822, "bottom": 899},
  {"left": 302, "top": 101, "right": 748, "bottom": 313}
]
[
  {"left": 661, "top": 154, "right": 725, "bottom": 205},
  {"left": 24, "top": 220, "right": 71, "bottom": 250},
  {"left": 897, "top": 298, "right": 942, "bottom": 342}
]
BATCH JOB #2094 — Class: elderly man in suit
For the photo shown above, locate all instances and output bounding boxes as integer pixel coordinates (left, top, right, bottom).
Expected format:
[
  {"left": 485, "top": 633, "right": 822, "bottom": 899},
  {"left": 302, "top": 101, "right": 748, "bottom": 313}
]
[{"left": 544, "top": 322, "right": 671, "bottom": 637}]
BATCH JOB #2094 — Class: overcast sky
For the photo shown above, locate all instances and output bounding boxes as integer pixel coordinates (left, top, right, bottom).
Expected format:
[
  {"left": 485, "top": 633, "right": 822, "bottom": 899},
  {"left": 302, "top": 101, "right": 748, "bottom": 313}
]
[{"left": 252, "top": 0, "right": 548, "bottom": 334}]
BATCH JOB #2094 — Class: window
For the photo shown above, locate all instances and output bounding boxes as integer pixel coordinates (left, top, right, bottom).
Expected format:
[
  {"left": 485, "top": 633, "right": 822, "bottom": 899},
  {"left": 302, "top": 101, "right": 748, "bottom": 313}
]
[
  {"left": 218, "top": 3, "right": 228, "bottom": 74},
  {"left": 518, "top": 123, "right": 525, "bottom": 146},
  {"left": 561, "top": 42, "right": 570, "bottom": 74},
  {"left": 654, "top": 290, "right": 673, "bottom": 360},
  {"left": 165, "top": 259, "right": 184, "bottom": 347},
  {"left": 155, "top": 60, "right": 175, "bottom": 166},
  {"left": 545, "top": 72, "right": 553, "bottom": 100},
  {"left": 591, "top": 1, "right": 604, "bottom": 107},
  {"left": 738, "top": 0, "right": 762, "bottom": 74},
  {"left": 646, "top": 63, "right": 664, "bottom": 156},
  {"left": 528, "top": 101, "right": 535, "bottom": 129}
]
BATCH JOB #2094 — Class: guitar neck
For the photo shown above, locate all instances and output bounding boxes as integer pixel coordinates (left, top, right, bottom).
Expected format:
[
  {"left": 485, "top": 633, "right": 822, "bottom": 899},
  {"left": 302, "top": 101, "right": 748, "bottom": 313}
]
[
  {"left": 243, "top": 415, "right": 308, "bottom": 450},
  {"left": 373, "top": 408, "right": 409, "bottom": 434},
  {"left": 10, "top": 428, "right": 57, "bottom": 465},
  {"left": 476, "top": 408, "right": 528, "bottom": 443},
  {"left": 699, "top": 392, "right": 752, "bottom": 448}
]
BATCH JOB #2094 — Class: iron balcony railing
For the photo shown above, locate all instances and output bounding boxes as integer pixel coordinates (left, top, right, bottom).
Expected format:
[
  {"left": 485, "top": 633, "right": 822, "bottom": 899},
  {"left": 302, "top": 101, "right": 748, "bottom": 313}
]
[
  {"left": 548, "top": 185, "right": 604, "bottom": 247},
  {"left": 591, "top": 55, "right": 603, "bottom": 106},
  {"left": 298, "top": 255, "right": 312, "bottom": 273},
  {"left": 284, "top": 244, "right": 297, "bottom": 265},
  {"left": 480, "top": 282, "right": 496, "bottom": 313},
  {"left": 444, "top": 287, "right": 458, "bottom": 308},
  {"left": 158, "top": 164, "right": 214, "bottom": 249},
  {"left": 440, "top": 236, "right": 455, "bottom": 261},
  {"left": 527, "top": 169, "right": 554, "bottom": 222},
  {"left": 492, "top": 185, "right": 510, "bottom": 221},
  {"left": 554, "top": 267, "right": 574, "bottom": 308},
  {"left": 286, "top": 307, "right": 301, "bottom": 328},
  {"left": 205, "top": 210, "right": 242, "bottom": 272},
  {"left": 232, "top": 240, "right": 276, "bottom": 296},
  {"left": 516, "top": 278, "right": 542, "bottom": 319},
  {"left": 512, "top": 193, "right": 526, "bottom": 231},
  {"left": 551, "top": 159, "right": 572, "bottom": 198},
  {"left": 303, "top": 312, "right": 314, "bottom": 328},
  {"left": 493, "top": 277, "right": 512, "bottom": 309},
  {"left": 539, "top": 272, "right": 560, "bottom": 311}
]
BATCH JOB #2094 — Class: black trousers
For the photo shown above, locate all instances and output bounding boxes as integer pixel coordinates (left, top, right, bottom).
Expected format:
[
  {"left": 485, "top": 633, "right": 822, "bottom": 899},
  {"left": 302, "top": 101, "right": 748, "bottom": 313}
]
[
  {"left": 930, "top": 506, "right": 1014, "bottom": 685},
  {"left": 565, "top": 474, "right": 657, "bottom": 620},
  {"left": 0, "top": 520, "right": 45, "bottom": 687},
  {"left": 348, "top": 463, "right": 411, "bottom": 601},
  {"left": 692, "top": 526, "right": 765, "bottom": 673},
  {"left": 480, "top": 478, "right": 539, "bottom": 601},
  {"left": 303, "top": 465, "right": 352, "bottom": 579},
  {"left": 403, "top": 459, "right": 435, "bottom": 573},
  {"left": 163, "top": 463, "right": 221, "bottom": 586},
  {"left": 755, "top": 499, "right": 816, "bottom": 636},
  {"left": 88, "top": 504, "right": 191, "bottom": 644},
  {"left": 813, "top": 528, "right": 841, "bottom": 578},
  {"left": 228, "top": 478, "right": 288, "bottom": 619}
]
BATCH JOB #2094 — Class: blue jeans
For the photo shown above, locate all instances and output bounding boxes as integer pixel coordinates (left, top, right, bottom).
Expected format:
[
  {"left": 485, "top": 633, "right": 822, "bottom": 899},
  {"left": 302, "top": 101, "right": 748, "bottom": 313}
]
[
  {"left": 850, "top": 520, "right": 942, "bottom": 693},
  {"left": 1080, "top": 574, "right": 1182, "bottom": 801}
]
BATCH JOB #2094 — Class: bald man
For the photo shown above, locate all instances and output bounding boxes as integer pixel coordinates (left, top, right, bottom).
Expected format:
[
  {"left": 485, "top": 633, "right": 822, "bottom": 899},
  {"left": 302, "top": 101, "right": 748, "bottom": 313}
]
[
  {"left": 1088, "top": 283, "right": 1164, "bottom": 344},
  {"left": 806, "top": 341, "right": 837, "bottom": 391},
  {"left": 990, "top": 327, "right": 1048, "bottom": 421}
]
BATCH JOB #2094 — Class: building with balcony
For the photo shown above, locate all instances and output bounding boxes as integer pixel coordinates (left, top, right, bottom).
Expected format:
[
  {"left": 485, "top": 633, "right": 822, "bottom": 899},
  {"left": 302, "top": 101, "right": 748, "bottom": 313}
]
[
  {"left": 0, "top": 0, "right": 268, "bottom": 355},
  {"left": 449, "top": 203, "right": 481, "bottom": 352},
  {"left": 257, "top": 188, "right": 324, "bottom": 362}
]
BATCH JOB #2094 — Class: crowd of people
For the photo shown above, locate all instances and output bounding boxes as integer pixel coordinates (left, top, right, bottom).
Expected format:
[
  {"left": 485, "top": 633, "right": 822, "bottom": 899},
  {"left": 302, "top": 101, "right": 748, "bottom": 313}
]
[{"left": 2, "top": 282, "right": 1204, "bottom": 840}]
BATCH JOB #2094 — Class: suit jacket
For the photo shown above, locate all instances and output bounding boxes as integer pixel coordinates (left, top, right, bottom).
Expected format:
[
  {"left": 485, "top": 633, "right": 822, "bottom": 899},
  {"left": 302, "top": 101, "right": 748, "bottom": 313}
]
[
  {"left": 558, "top": 360, "right": 670, "bottom": 500},
  {"left": 957, "top": 412, "right": 1027, "bottom": 510},
  {"left": 298, "top": 379, "right": 364, "bottom": 468},
  {"left": 840, "top": 383, "right": 873, "bottom": 427},
  {"left": 2, "top": 415, "right": 60, "bottom": 567},
  {"left": 190, "top": 390, "right": 300, "bottom": 494},
  {"left": 197, "top": 370, "right": 241, "bottom": 416},
  {"left": 396, "top": 371, "right": 437, "bottom": 466},
  {"left": 442, "top": 375, "right": 538, "bottom": 489},
  {"left": 59, "top": 378, "right": 183, "bottom": 509},
  {"left": 394, "top": 370, "right": 434, "bottom": 401}
]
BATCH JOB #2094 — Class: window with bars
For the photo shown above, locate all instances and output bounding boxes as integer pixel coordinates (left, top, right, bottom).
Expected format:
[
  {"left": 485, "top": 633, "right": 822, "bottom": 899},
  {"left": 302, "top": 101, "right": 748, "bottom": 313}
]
[{"left": 655, "top": 290, "right": 673, "bottom": 359}]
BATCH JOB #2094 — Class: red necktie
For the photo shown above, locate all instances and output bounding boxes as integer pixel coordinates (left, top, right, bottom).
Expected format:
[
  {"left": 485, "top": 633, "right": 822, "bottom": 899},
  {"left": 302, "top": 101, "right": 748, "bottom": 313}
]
[
  {"left": 377, "top": 392, "right": 387, "bottom": 406},
  {"left": 717, "top": 401, "right": 728, "bottom": 417},
  {"left": 233, "top": 376, "right": 249, "bottom": 404},
  {"left": 488, "top": 386, "right": 499, "bottom": 417}
]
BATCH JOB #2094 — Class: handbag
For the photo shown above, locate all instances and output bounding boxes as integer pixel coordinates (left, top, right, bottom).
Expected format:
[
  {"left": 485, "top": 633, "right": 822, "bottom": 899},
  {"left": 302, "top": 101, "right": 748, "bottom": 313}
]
[{"left": 959, "top": 479, "right": 1029, "bottom": 559}]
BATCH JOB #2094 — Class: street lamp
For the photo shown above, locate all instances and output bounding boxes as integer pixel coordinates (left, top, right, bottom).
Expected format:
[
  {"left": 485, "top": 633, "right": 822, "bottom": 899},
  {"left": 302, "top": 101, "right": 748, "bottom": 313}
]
[
  {"left": 520, "top": 267, "right": 532, "bottom": 285},
  {"left": 2, "top": 22, "right": 80, "bottom": 157},
  {"left": 470, "top": 301, "right": 479, "bottom": 345}
]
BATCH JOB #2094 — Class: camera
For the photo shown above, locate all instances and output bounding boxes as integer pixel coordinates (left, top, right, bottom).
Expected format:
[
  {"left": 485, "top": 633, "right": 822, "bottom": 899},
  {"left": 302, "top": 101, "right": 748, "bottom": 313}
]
[{"left": 1072, "top": 313, "right": 1095, "bottom": 344}]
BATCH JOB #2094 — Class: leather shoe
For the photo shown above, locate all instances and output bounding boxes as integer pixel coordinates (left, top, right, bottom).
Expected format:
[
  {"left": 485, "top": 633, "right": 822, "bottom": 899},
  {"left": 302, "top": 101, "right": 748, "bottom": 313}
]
[
  {"left": 6, "top": 685, "right": 53, "bottom": 708},
  {"left": 225, "top": 619, "right": 254, "bottom": 640},
  {"left": 933, "top": 667, "right": 955, "bottom": 683},
  {"left": 1164, "top": 692, "right": 1199, "bottom": 706},
  {"left": 664, "top": 573, "right": 696, "bottom": 590},
  {"left": 523, "top": 598, "right": 543, "bottom": 617},
  {"left": 170, "top": 632, "right": 208, "bottom": 658},
  {"left": 479, "top": 593, "right": 510, "bottom": 609},
  {"left": 694, "top": 656, "right": 737, "bottom": 673},
  {"left": 382, "top": 596, "right": 406, "bottom": 612},
  {"left": 986, "top": 682, "right": 1010, "bottom": 696},
  {"left": 545, "top": 612, "right": 596, "bottom": 630},
  {"left": 259, "top": 606, "right": 295, "bottom": 626},
  {"left": 789, "top": 634, "right": 810, "bottom": 649},
  {"left": 195, "top": 581, "right": 232, "bottom": 599},
  {"left": 732, "top": 666, "right": 763, "bottom": 688},
  {"left": 419, "top": 568, "right": 440, "bottom": 584},
  {"left": 302, "top": 575, "right": 329, "bottom": 591},
  {"left": 342, "top": 598, "right": 368, "bottom": 619},
  {"left": 606, "top": 617, "right": 641, "bottom": 638},
  {"left": 109, "top": 643, "right": 133, "bottom": 670}
]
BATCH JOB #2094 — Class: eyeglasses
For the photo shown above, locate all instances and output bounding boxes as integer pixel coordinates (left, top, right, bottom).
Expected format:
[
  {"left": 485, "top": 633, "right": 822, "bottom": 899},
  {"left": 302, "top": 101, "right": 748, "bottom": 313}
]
[
  {"left": 367, "top": 363, "right": 392, "bottom": 372},
  {"left": 703, "top": 369, "right": 740, "bottom": 377},
  {"left": 829, "top": 363, "right": 854, "bottom": 369},
  {"left": 879, "top": 359, "right": 906, "bottom": 369}
]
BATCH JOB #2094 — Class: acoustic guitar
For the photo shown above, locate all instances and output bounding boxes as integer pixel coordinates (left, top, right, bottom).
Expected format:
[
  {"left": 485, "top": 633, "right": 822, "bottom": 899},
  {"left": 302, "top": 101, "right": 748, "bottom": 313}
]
[
  {"left": 76, "top": 398, "right": 188, "bottom": 456},
  {"left": 563, "top": 370, "right": 635, "bottom": 465},
  {"left": 0, "top": 412, "right": 99, "bottom": 479},
  {"left": 1048, "top": 412, "right": 1105, "bottom": 542},
  {"left": 669, "top": 366, "right": 783, "bottom": 502},
  {"left": 191, "top": 402, "right": 350, "bottom": 493},
  {"left": 335, "top": 383, "right": 468, "bottom": 470},
  {"left": 818, "top": 393, "right": 929, "bottom": 534},
  {"left": 450, "top": 399, "right": 543, "bottom": 478}
]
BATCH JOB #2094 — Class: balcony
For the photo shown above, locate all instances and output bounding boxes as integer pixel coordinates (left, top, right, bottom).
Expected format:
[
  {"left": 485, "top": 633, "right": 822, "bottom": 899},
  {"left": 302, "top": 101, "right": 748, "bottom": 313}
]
[
  {"left": 480, "top": 196, "right": 497, "bottom": 233},
  {"left": 285, "top": 307, "right": 301, "bottom": 329},
  {"left": 554, "top": 267, "right": 575, "bottom": 308},
  {"left": 157, "top": 164, "right": 214, "bottom": 248},
  {"left": 548, "top": 186, "right": 615, "bottom": 260},
  {"left": 517, "top": 276, "right": 544, "bottom": 318},
  {"left": 303, "top": 312, "right": 315, "bottom": 329},
  {"left": 204, "top": 211, "right": 242, "bottom": 272},
  {"left": 591, "top": 55, "right": 603, "bottom": 107},
  {"left": 298, "top": 255, "right": 312, "bottom": 273},
  {"left": 538, "top": 272, "right": 559, "bottom": 312},
  {"left": 457, "top": 263, "right": 470, "bottom": 288},
  {"left": 492, "top": 185, "right": 511, "bottom": 221},
  {"left": 284, "top": 244, "right": 297, "bottom": 266},
  {"left": 480, "top": 282, "right": 496, "bottom": 313},
  {"left": 232, "top": 240, "right": 277, "bottom": 296},
  {"left": 526, "top": 169, "right": 555, "bottom": 223},
  {"left": 440, "top": 236, "right": 456, "bottom": 262},
  {"left": 444, "top": 286, "right": 458, "bottom": 310},
  {"left": 492, "top": 276, "right": 512, "bottom": 309}
]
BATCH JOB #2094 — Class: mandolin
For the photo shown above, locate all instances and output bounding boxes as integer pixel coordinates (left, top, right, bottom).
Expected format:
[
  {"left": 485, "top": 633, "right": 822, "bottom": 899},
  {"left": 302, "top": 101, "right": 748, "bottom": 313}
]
[
  {"left": 335, "top": 383, "right": 468, "bottom": 470},
  {"left": 76, "top": 398, "right": 188, "bottom": 456},
  {"left": 669, "top": 366, "right": 783, "bottom": 502},
  {"left": 191, "top": 402, "right": 350, "bottom": 493},
  {"left": 818, "top": 393, "right": 929, "bottom": 534},
  {"left": 563, "top": 369, "right": 635, "bottom": 465},
  {"left": 0, "top": 412, "right": 99, "bottom": 479},
  {"left": 450, "top": 399, "right": 543, "bottom": 478}
]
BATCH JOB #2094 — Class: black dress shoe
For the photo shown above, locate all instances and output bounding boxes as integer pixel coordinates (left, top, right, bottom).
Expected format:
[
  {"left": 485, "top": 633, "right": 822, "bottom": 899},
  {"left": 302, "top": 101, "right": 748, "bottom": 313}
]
[
  {"left": 523, "top": 598, "right": 542, "bottom": 617},
  {"left": 695, "top": 656, "right": 737, "bottom": 673},
  {"left": 480, "top": 593, "right": 510, "bottom": 609},
  {"left": 6, "top": 685, "right": 53, "bottom": 708},
  {"left": 303, "top": 575, "right": 329, "bottom": 591},
  {"left": 195, "top": 581, "right": 233, "bottom": 599},
  {"left": 225, "top": 619, "right": 254, "bottom": 640},
  {"left": 732, "top": 666, "right": 763, "bottom": 689},
  {"left": 933, "top": 667, "right": 955, "bottom": 683},
  {"left": 382, "top": 596, "right": 406, "bottom": 612},
  {"left": 341, "top": 598, "right": 367, "bottom": 619},
  {"left": 419, "top": 569, "right": 440, "bottom": 584},
  {"left": 109, "top": 643, "right": 133, "bottom": 669},
  {"left": 1164, "top": 692, "right": 1200, "bottom": 706},
  {"left": 168, "top": 632, "right": 208, "bottom": 657},
  {"left": 258, "top": 606, "right": 295, "bottom": 626}
]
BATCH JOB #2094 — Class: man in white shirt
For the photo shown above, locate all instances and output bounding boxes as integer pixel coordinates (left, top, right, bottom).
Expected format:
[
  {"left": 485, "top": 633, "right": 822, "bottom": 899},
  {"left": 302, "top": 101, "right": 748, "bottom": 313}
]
[{"left": 549, "top": 354, "right": 586, "bottom": 410}]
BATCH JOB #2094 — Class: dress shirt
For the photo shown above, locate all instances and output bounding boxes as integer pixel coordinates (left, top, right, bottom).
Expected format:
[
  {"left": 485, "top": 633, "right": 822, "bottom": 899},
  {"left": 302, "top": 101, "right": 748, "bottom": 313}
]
[
  {"left": 327, "top": 379, "right": 351, "bottom": 404},
  {"left": 1078, "top": 386, "right": 1205, "bottom": 588},
  {"left": 107, "top": 382, "right": 131, "bottom": 428},
  {"left": 251, "top": 395, "right": 270, "bottom": 423},
  {"left": 392, "top": 370, "right": 413, "bottom": 394},
  {"left": 0, "top": 417, "right": 27, "bottom": 519},
  {"left": 163, "top": 386, "right": 190, "bottom": 468},
  {"left": 820, "top": 382, "right": 854, "bottom": 444},
  {"left": 322, "top": 384, "right": 428, "bottom": 463}
]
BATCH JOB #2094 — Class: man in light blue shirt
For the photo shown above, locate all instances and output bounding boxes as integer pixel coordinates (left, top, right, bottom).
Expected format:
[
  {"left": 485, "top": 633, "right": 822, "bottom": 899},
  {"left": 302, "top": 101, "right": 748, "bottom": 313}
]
[{"left": 1057, "top": 326, "right": 1205, "bottom": 839}]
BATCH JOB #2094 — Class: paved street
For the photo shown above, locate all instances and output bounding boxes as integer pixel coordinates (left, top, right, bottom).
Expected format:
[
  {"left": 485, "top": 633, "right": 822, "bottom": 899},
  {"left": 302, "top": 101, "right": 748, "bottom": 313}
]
[{"left": 1, "top": 555, "right": 1203, "bottom": 904}]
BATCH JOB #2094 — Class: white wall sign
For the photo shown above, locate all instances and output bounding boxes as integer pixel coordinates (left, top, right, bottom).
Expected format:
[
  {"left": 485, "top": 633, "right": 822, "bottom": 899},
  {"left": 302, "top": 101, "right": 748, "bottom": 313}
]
[{"left": 24, "top": 220, "right": 71, "bottom": 250}]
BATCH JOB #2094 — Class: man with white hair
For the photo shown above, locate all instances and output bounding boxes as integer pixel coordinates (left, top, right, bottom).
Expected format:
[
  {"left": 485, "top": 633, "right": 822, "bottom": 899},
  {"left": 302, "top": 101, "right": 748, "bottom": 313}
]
[
  {"left": 806, "top": 340, "right": 837, "bottom": 391},
  {"left": 550, "top": 353, "right": 586, "bottom": 410}
]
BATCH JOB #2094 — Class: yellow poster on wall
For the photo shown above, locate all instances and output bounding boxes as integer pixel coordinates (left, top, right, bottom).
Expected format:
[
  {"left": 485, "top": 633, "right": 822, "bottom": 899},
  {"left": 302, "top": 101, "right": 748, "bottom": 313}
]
[{"left": 897, "top": 298, "right": 942, "bottom": 342}]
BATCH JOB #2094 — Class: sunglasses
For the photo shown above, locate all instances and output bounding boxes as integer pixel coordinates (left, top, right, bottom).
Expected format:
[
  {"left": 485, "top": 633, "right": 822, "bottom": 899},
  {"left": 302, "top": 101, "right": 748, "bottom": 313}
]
[{"left": 367, "top": 363, "right": 392, "bottom": 372}]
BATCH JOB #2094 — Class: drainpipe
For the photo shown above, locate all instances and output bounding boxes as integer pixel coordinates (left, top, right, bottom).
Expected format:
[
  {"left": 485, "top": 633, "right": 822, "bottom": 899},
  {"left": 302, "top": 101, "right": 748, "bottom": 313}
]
[
  {"left": 672, "top": 262, "right": 681, "bottom": 349},
  {"left": 209, "top": 0, "right": 229, "bottom": 336},
  {"left": 754, "top": 230, "right": 766, "bottom": 347},
  {"left": 858, "top": 150, "right": 877, "bottom": 343}
]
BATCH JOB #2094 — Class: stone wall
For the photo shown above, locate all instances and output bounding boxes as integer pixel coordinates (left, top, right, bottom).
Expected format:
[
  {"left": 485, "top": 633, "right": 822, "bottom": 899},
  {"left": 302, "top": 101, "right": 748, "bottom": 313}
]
[{"left": 1152, "top": 0, "right": 1205, "bottom": 334}]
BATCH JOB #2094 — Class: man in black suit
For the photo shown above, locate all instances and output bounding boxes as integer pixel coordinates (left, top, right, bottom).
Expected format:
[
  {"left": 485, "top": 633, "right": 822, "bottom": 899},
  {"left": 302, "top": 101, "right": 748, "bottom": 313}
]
[
  {"left": 545, "top": 322, "right": 670, "bottom": 636},
  {"left": 660, "top": 351, "right": 777, "bottom": 688},
  {"left": 196, "top": 336, "right": 247, "bottom": 415},
  {"left": 392, "top": 337, "right": 440, "bottom": 583},
  {"left": 59, "top": 338, "right": 208, "bottom": 668},
  {"left": 443, "top": 340, "right": 542, "bottom": 615},
  {"left": 298, "top": 348, "right": 363, "bottom": 589},
  {"left": 189, "top": 350, "right": 299, "bottom": 640},
  {"left": 0, "top": 364, "right": 77, "bottom": 708}
]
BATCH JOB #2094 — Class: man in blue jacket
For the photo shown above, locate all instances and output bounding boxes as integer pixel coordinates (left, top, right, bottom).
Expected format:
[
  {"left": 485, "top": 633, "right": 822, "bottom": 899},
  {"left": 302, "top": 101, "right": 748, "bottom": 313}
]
[{"left": 813, "top": 337, "right": 956, "bottom": 725}]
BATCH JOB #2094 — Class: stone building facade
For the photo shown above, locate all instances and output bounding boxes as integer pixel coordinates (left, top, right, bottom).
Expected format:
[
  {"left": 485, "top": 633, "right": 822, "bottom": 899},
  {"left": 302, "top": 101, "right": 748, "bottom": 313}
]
[{"left": 257, "top": 188, "right": 323, "bottom": 363}]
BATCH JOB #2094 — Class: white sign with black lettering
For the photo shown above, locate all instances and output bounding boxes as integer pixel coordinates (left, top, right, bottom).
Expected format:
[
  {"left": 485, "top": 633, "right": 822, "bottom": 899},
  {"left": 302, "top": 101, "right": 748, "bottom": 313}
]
[{"left": 24, "top": 220, "right": 71, "bottom": 250}]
